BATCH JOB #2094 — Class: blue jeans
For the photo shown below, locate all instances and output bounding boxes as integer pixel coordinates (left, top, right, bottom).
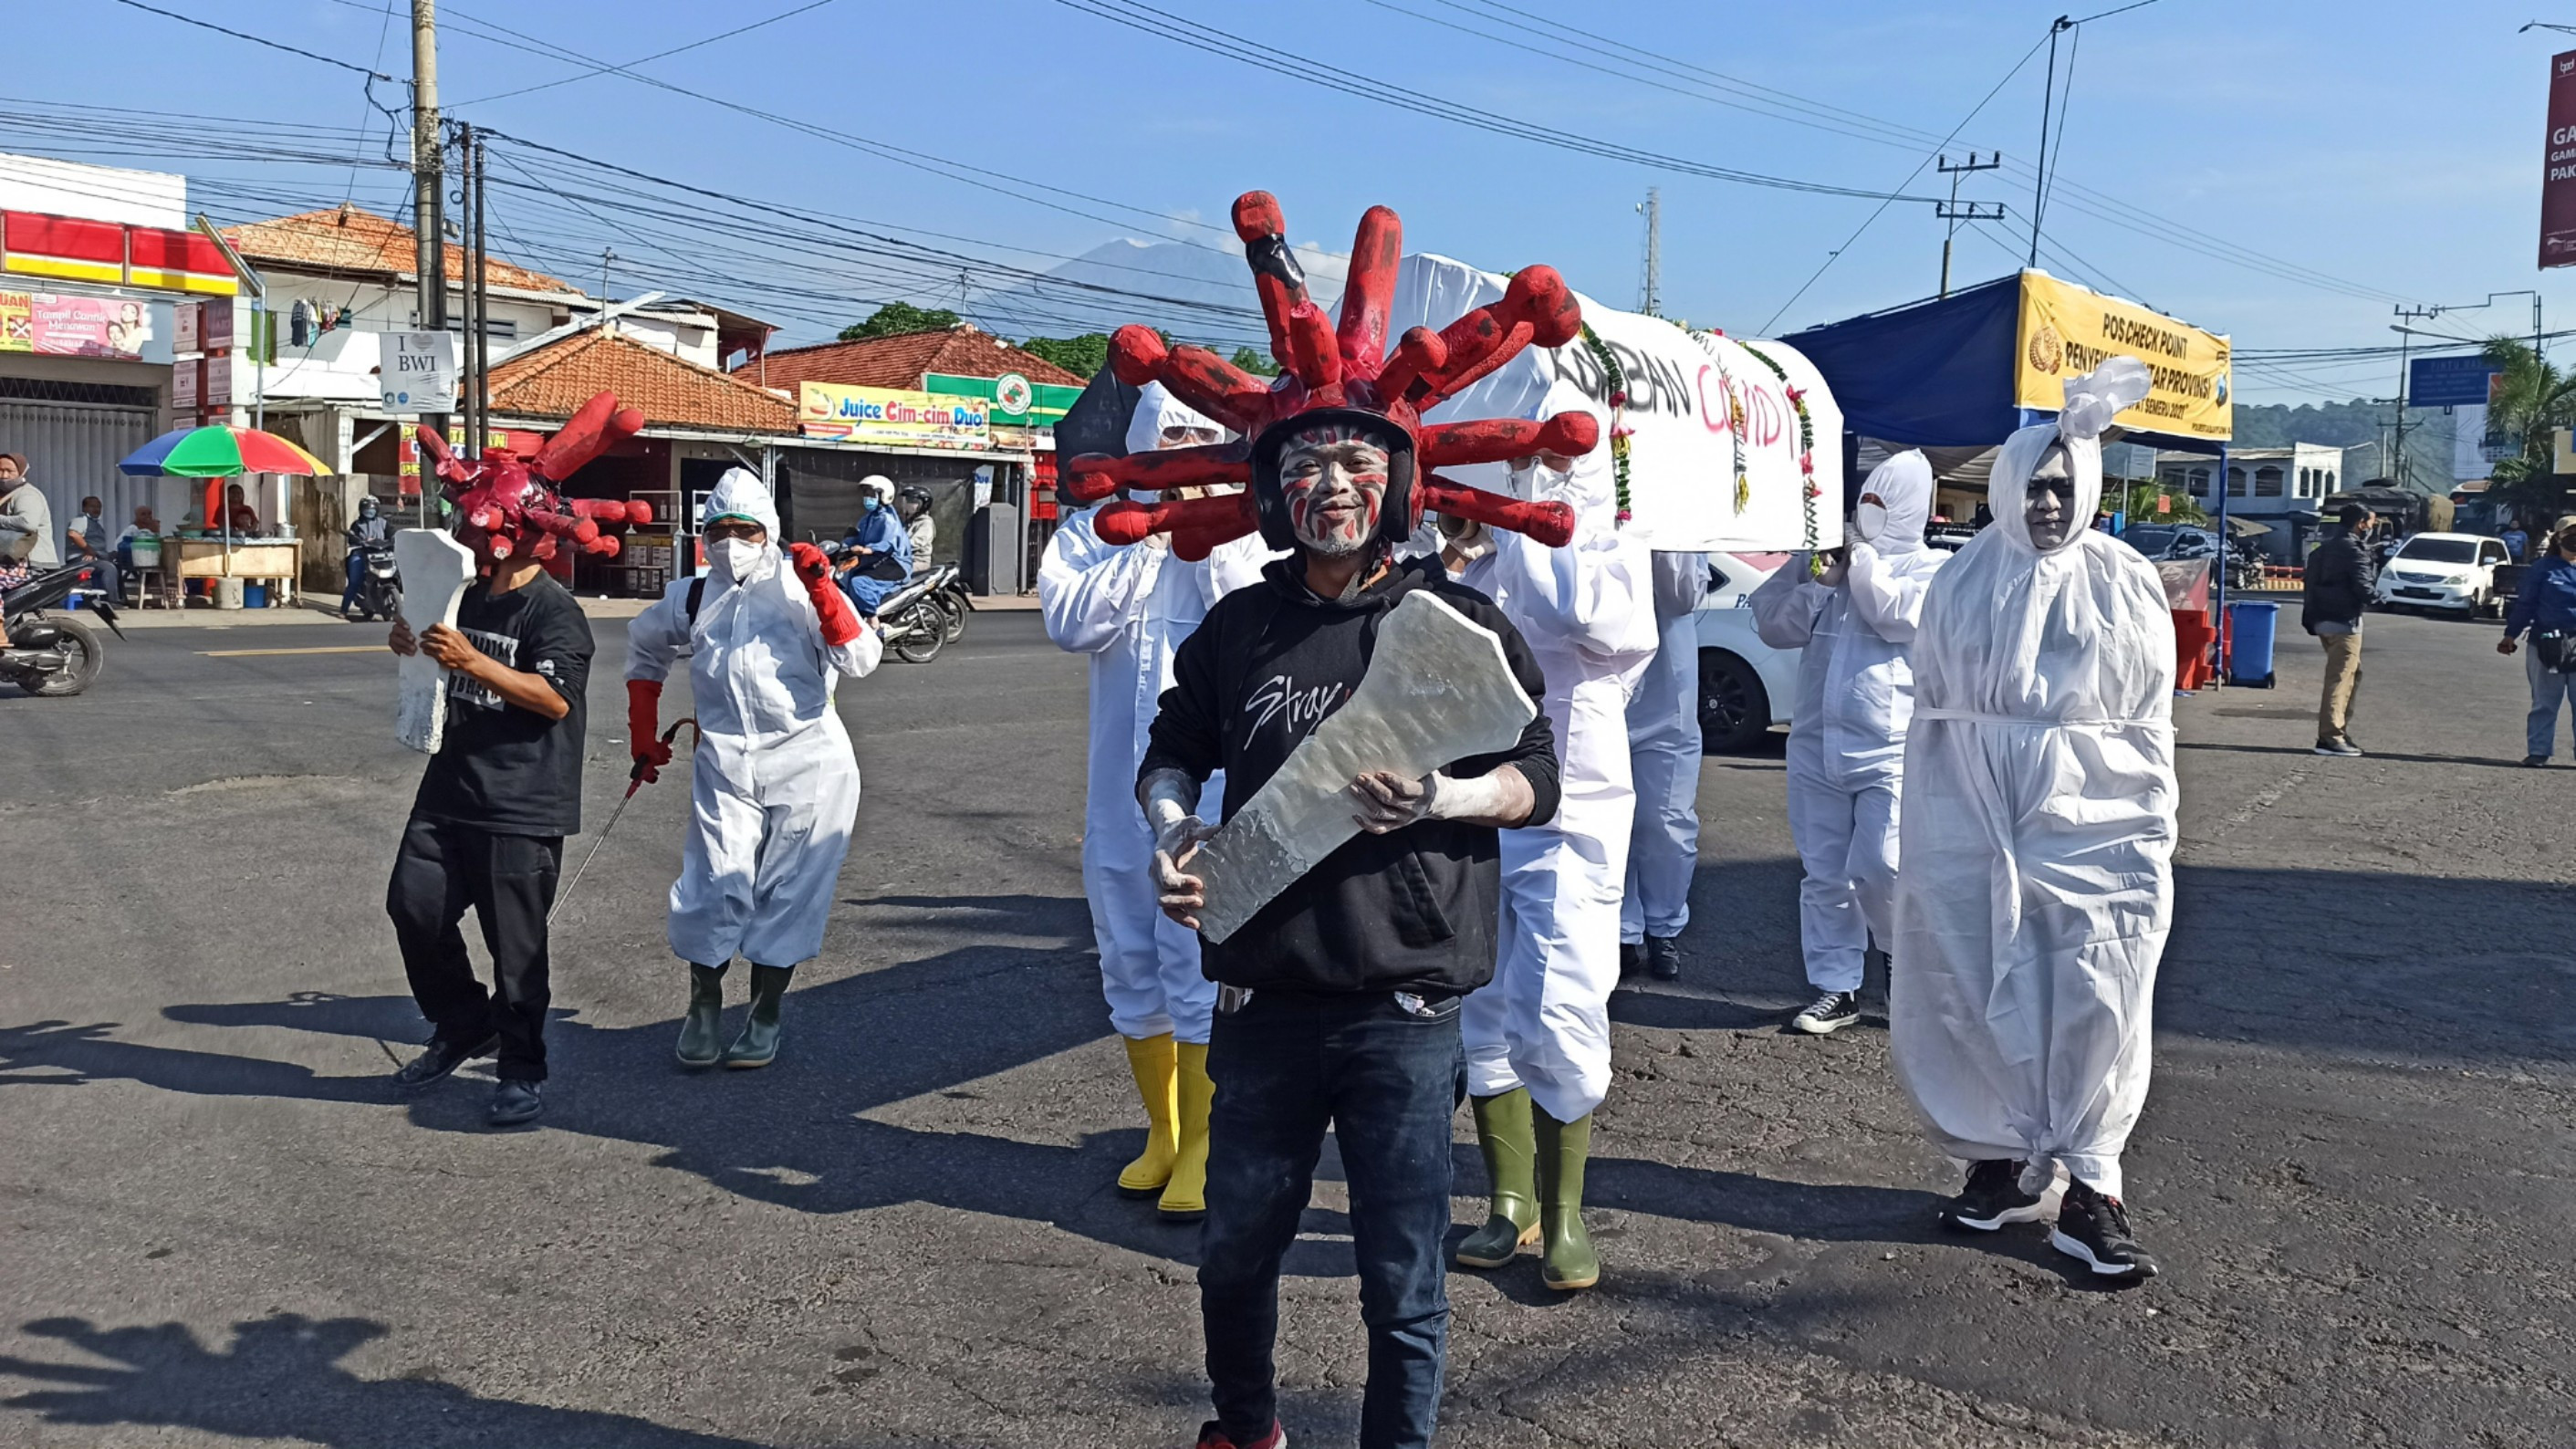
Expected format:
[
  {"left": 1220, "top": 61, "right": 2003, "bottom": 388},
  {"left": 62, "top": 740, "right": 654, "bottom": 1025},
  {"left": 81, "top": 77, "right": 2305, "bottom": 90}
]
[
  {"left": 2529, "top": 648, "right": 2576, "bottom": 759},
  {"left": 1201, "top": 990, "right": 1465, "bottom": 1449}
]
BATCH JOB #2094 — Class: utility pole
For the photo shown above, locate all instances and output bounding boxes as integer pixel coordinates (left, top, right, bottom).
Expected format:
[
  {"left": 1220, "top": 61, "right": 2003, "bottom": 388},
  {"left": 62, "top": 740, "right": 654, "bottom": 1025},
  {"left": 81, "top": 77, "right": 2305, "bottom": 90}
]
[
  {"left": 411, "top": 0, "right": 448, "bottom": 451},
  {"left": 2028, "top": 16, "right": 2073, "bottom": 268},
  {"left": 1936, "top": 152, "right": 2005, "bottom": 298},
  {"left": 1636, "top": 187, "right": 1663, "bottom": 317},
  {"left": 2393, "top": 305, "right": 2445, "bottom": 490},
  {"left": 600, "top": 248, "right": 618, "bottom": 307}
]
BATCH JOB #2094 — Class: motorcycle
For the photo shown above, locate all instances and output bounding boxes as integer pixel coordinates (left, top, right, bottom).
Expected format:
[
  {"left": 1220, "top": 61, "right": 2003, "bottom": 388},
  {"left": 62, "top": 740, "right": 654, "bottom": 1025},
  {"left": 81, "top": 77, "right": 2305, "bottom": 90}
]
[
  {"left": 345, "top": 539, "right": 402, "bottom": 622},
  {"left": 2, "top": 558, "right": 124, "bottom": 697},
  {"left": 921, "top": 560, "right": 971, "bottom": 645},
  {"left": 871, "top": 573, "right": 950, "bottom": 664}
]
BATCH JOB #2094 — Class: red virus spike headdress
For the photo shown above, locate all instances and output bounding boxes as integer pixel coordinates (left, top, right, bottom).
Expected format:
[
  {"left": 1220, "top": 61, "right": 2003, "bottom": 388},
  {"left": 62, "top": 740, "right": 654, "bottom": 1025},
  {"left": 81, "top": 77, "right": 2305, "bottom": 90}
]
[
  {"left": 414, "top": 391, "right": 646, "bottom": 566},
  {"left": 1062, "top": 193, "right": 1595, "bottom": 560}
]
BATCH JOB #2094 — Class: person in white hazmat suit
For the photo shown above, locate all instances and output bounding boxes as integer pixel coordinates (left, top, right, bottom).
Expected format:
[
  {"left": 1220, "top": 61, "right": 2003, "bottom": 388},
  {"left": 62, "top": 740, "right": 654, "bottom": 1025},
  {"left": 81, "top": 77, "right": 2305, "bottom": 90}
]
[
  {"left": 1442, "top": 385, "right": 1658, "bottom": 1292},
  {"left": 1039, "top": 382, "right": 1269, "bottom": 1222},
  {"left": 625, "top": 468, "right": 883, "bottom": 1070},
  {"left": 1747, "top": 450, "right": 1946, "bottom": 1037},
  {"left": 1893, "top": 357, "right": 2176, "bottom": 1280},
  {"left": 1618, "top": 549, "right": 1707, "bottom": 983}
]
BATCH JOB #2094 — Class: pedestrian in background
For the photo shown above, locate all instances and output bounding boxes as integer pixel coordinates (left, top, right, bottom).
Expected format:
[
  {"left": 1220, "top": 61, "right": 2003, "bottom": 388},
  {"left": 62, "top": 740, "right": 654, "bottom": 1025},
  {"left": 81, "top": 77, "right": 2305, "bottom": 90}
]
[
  {"left": 2302, "top": 502, "right": 2375, "bottom": 757},
  {"left": 2498, "top": 522, "right": 2576, "bottom": 767}
]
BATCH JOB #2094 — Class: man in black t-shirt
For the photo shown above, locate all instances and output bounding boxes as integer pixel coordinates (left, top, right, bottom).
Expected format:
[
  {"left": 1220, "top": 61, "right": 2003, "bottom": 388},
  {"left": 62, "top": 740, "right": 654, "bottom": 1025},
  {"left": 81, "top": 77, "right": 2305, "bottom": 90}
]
[{"left": 384, "top": 535, "right": 594, "bottom": 1128}]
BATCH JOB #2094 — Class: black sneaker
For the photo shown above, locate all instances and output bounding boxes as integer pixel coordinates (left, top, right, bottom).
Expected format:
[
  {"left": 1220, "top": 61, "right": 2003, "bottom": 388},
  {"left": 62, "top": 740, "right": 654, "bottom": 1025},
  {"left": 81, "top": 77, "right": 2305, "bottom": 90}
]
[
  {"left": 1936, "top": 1158, "right": 2047, "bottom": 1232},
  {"left": 1789, "top": 990, "right": 1860, "bottom": 1035},
  {"left": 1643, "top": 936, "right": 1682, "bottom": 981},
  {"left": 1619, "top": 941, "right": 1646, "bottom": 979},
  {"left": 2524, "top": 755, "right": 2550, "bottom": 767},
  {"left": 2050, "top": 1178, "right": 2158, "bottom": 1278},
  {"left": 391, "top": 1032, "right": 497, "bottom": 1091},
  {"left": 487, "top": 1079, "right": 544, "bottom": 1128},
  {"left": 2313, "top": 737, "right": 2362, "bottom": 757}
]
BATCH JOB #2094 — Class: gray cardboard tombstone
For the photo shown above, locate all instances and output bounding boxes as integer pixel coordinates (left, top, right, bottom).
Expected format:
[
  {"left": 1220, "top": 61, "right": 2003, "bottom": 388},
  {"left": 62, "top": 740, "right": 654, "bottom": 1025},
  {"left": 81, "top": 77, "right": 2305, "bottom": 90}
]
[
  {"left": 1194, "top": 590, "right": 1536, "bottom": 943},
  {"left": 393, "top": 528, "right": 475, "bottom": 755}
]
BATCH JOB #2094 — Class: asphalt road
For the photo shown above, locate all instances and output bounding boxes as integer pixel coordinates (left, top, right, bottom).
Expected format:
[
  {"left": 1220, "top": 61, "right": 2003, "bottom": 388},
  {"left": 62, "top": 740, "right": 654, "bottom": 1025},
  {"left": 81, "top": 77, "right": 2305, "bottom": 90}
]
[{"left": 2, "top": 602, "right": 2571, "bottom": 1448}]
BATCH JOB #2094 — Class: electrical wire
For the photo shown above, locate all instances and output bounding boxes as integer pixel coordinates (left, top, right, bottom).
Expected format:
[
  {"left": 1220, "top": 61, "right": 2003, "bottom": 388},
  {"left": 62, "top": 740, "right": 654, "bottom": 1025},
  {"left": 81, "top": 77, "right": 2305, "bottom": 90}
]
[
  {"left": 1043, "top": 0, "right": 1940, "bottom": 202},
  {"left": 450, "top": 0, "right": 846, "bottom": 107},
  {"left": 105, "top": 0, "right": 396, "bottom": 79}
]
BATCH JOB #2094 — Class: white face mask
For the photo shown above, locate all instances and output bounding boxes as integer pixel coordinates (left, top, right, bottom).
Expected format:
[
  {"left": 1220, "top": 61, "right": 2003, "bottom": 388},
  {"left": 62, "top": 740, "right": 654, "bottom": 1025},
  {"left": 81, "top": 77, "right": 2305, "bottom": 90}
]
[{"left": 712, "top": 537, "right": 763, "bottom": 579}]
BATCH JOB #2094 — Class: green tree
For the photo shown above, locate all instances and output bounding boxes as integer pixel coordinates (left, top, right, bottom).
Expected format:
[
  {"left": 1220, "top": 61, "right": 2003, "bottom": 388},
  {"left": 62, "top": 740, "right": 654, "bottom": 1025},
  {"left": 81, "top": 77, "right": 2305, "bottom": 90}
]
[
  {"left": 1017, "top": 332, "right": 1111, "bottom": 378},
  {"left": 2117, "top": 480, "right": 2206, "bottom": 526},
  {"left": 838, "top": 302, "right": 962, "bottom": 341},
  {"left": 1230, "top": 346, "right": 1279, "bottom": 378},
  {"left": 2478, "top": 336, "right": 2576, "bottom": 521}
]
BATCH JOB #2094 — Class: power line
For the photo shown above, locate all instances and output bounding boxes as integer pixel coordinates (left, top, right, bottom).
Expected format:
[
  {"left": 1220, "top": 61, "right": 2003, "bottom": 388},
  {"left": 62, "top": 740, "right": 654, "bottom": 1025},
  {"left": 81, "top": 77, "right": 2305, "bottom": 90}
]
[
  {"left": 1759, "top": 32, "right": 2051, "bottom": 331},
  {"left": 1044, "top": 0, "right": 1941, "bottom": 202},
  {"left": 1371, "top": 0, "right": 2412, "bottom": 307},
  {"left": 450, "top": 0, "right": 846, "bottom": 107},
  {"left": 105, "top": 0, "right": 395, "bottom": 79}
]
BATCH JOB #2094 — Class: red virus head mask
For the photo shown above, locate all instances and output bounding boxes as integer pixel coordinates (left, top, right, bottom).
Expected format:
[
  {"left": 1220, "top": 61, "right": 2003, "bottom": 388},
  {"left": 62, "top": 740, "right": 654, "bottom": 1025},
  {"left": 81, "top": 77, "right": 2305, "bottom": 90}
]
[
  {"left": 1062, "top": 192, "right": 1599, "bottom": 558},
  {"left": 415, "top": 391, "right": 645, "bottom": 568}
]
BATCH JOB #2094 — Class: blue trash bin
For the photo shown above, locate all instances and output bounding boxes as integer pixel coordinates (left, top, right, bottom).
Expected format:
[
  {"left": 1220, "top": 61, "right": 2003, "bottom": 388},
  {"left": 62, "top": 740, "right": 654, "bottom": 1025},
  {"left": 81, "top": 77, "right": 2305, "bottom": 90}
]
[{"left": 2227, "top": 599, "right": 2279, "bottom": 688}]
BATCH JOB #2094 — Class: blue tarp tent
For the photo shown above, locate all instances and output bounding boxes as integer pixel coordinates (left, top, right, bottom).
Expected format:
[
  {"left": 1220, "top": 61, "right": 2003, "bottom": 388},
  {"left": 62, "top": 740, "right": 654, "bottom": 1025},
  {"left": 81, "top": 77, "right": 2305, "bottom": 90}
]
[
  {"left": 1778, "top": 274, "right": 2227, "bottom": 458},
  {"left": 1782, "top": 272, "right": 2237, "bottom": 682}
]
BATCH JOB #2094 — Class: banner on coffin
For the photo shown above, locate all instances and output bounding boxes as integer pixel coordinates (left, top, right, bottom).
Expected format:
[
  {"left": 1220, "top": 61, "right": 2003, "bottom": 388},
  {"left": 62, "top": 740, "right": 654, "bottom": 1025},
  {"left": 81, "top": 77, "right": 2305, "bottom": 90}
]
[{"left": 1385, "top": 254, "right": 1841, "bottom": 552}]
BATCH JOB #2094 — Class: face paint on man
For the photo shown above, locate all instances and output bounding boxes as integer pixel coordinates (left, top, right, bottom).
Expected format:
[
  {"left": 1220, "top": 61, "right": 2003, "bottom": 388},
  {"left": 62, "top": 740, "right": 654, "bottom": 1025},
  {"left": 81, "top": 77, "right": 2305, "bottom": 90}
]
[
  {"left": 2024, "top": 442, "right": 2077, "bottom": 551},
  {"left": 1278, "top": 431, "right": 1389, "bottom": 556}
]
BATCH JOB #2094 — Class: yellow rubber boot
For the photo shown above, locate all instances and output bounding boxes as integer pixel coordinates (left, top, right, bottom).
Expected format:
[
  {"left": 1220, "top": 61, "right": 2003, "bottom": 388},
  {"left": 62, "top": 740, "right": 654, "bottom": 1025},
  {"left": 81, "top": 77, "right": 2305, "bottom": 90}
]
[
  {"left": 1117, "top": 1033, "right": 1181, "bottom": 1196},
  {"left": 1159, "top": 1040, "right": 1214, "bottom": 1222}
]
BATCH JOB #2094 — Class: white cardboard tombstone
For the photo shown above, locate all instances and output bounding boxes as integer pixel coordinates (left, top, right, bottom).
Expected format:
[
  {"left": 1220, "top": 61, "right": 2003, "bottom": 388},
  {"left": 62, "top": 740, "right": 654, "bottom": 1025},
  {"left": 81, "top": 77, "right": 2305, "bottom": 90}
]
[
  {"left": 1194, "top": 591, "right": 1537, "bottom": 943},
  {"left": 393, "top": 528, "right": 475, "bottom": 754}
]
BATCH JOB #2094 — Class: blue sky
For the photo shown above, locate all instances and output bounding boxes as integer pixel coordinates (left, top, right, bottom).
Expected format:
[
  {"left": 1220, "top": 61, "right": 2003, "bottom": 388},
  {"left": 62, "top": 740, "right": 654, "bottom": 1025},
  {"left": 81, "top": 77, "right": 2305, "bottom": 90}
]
[{"left": 16, "top": 0, "right": 2574, "bottom": 402}]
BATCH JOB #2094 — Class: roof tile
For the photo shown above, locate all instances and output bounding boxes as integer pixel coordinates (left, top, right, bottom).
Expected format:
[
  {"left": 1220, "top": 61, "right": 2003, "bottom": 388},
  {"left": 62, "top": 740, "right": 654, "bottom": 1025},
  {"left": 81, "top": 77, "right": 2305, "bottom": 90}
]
[
  {"left": 490, "top": 328, "right": 795, "bottom": 434},
  {"left": 742, "top": 325, "right": 1087, "bottom": 391},
  {"left": 222, "top": 203, "right": 576, "bottom": 297}
]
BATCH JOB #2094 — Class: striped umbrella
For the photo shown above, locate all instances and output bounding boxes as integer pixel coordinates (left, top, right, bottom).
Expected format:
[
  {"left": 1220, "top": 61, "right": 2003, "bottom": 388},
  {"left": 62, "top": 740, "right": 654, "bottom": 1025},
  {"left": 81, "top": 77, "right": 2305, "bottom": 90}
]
[{"left": 120, "top": 425, "right": 334, "bottom": 477}]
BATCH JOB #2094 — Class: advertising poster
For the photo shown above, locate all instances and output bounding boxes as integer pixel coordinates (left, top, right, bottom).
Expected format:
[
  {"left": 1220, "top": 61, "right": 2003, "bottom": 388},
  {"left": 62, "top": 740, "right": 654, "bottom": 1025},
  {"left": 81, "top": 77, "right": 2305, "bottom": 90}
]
[
  {"left": 2014, "top": 273, "right": 2232, "bottom": 441},
  {"left": 2544, "top": 49, "right": 2576, "bottom": 268},
  {"left": 0, "top": 290, "right": 158, "bottom": 358},
  {"left": 798, "top": 382, "right": 993, "bottom": 450}
]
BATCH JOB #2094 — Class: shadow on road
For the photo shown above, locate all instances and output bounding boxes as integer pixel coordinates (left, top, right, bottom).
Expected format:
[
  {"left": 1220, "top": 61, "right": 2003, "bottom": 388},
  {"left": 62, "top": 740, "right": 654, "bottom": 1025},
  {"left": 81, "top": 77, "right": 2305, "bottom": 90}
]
[
  {"left": 2176, "top": 739, "right": 2530, "bottom": 769},
  {"left": 0, "top": 1313, "right": 772, "bottom": 1448}
]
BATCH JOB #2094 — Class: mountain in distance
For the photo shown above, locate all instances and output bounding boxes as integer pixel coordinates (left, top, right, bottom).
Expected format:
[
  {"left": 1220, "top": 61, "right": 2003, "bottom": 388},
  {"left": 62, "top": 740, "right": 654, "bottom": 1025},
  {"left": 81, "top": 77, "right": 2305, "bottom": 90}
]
[{"left": 974, "top": 237, "right": 1347, "bottom": 353}]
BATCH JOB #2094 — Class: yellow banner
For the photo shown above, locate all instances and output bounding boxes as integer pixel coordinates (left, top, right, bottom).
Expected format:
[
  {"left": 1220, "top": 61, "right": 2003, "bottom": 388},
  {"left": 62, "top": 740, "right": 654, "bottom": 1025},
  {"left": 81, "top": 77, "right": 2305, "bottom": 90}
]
[
  {"left": 798, "top": 381, "right": 991, "bottom": 450},
  {"left": 2014, "top": 271, "right": 2231, "bottom": 441}
]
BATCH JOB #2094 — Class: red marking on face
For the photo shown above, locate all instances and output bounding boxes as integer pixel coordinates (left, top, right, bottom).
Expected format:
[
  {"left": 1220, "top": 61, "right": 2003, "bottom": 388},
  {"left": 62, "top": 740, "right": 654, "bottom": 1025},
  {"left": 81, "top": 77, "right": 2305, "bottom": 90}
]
[{"left": 1279, "top": 436, "right": 1390, "bottom": 552}]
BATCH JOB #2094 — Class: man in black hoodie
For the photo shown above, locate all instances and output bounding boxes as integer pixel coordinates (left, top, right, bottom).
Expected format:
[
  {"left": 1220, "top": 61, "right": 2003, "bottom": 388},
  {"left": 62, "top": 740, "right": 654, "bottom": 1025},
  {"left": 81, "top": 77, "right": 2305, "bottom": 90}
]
[
  {"left": 1141, "top": 412, "right": 1560, "bottom": 1449},
  {"left": 2302, "top": 502, "right": 2376, "bottom": 756}
]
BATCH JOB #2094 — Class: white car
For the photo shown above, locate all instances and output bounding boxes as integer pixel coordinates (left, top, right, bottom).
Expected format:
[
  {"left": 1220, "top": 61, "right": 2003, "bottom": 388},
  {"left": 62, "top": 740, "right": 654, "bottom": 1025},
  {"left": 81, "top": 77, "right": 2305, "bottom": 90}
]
[
  {"left": 2371, "top": 532, "right": 2512, "bottom": 620},
  {"left": 1693, "top": 551, "right": 1803, "bottom": 753}
]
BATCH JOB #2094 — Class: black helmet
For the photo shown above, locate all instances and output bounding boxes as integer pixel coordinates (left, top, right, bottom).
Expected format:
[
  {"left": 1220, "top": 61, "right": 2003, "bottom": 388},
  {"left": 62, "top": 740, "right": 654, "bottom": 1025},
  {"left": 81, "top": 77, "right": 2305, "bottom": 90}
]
[{"left": 897, "top": 485, "right": 933, "bottom": 506}]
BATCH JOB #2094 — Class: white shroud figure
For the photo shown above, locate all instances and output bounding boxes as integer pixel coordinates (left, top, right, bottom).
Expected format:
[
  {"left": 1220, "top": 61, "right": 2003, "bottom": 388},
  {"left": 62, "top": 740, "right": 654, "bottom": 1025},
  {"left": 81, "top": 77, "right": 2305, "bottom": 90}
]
[
  {"left": 1892, "top": 359, "right": 2176, "bottom": 1200},
  {"left": 1747, "top": 451, "right": 1946, "bottom": 1014},
  {"left": 1455, "top": 385, "right": 1657, "bottom": 1123}
]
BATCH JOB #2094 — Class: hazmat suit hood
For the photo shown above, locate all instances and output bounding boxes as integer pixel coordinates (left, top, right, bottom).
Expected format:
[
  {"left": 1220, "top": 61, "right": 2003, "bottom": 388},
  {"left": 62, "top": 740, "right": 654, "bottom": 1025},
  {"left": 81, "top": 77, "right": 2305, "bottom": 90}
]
[
  {"left": 1986, "top": 358, "right": 2151, "bottom": 557},
  {"left": 704, "top": 466, "right": 782, "bottom": 585},
  {"left": 704, "top": 466, "right": 781, "bottom": 537},
  {"left": 1125, "top": 382, "right": 1226, "bottom": 455},
  {"left": 1852, "top": 450, "right": 1935, "bottom": 554}
]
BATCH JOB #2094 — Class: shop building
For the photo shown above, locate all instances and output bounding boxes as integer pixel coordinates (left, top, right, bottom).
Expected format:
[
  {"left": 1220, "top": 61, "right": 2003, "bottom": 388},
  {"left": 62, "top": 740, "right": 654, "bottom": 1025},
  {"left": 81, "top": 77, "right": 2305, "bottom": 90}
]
[
  {"left": 744, "top": 326, "right": 1088, "bottom": 591},
  {"left": 0, "top": 153, "right": 249, "bottom": 548}
]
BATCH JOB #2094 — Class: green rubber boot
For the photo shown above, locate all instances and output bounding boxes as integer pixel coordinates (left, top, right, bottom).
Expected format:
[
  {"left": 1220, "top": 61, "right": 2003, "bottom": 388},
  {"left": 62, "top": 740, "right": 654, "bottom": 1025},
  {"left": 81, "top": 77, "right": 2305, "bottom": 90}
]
[
  {"left": 1455, "top": 1089, "right": 1540, "bottom": 1268},
  {"left": 721, "top": 964, "right": 791, "bottom": 1069},
  {"left": 675, "top": 963, "right": 726, "bottom": 1069},
  {"left": 1534, "top": 1105, "right": 1600, "bottom": 1290}
]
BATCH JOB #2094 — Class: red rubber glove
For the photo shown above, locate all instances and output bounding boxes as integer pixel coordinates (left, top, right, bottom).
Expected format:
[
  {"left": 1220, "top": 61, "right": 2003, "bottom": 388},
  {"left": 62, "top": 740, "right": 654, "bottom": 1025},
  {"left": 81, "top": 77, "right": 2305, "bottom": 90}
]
[
  {"left": 790, "top": 540, "right": 862, "bottom": 647},
  {"left": 626, "top": 677, "right": 672, "bottom": 782}
]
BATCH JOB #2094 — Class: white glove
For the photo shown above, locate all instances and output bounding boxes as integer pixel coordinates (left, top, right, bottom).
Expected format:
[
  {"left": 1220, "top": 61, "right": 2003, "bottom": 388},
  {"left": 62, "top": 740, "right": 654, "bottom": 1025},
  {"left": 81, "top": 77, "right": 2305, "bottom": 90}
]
[{"left": 1349, "top": 769, "right": 1517, "bottom": 834}]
